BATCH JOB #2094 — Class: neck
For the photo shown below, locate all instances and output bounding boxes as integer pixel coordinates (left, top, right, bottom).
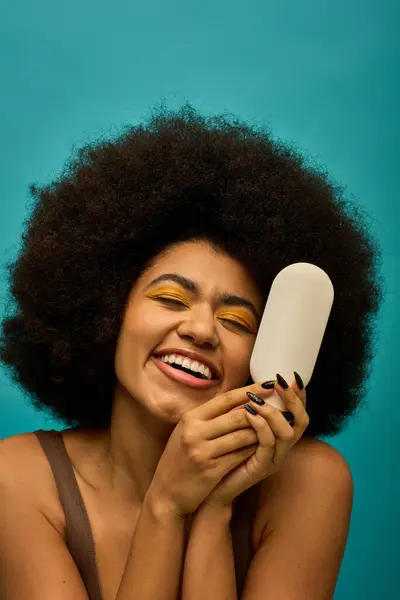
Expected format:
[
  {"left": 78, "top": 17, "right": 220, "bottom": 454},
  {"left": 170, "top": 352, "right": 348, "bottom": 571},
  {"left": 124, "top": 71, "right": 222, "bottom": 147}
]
[{"left": 103, "top": 382, "right": 175, "bottom": 507}]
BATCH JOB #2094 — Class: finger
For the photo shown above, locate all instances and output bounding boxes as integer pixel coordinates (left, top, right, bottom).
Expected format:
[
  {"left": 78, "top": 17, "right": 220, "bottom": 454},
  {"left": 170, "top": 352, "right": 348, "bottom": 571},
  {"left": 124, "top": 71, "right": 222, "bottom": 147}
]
[
  {"left": 214, "top": 444, "right": 257, "bottom": 479},
  {"left": 202, "top": 408, "right": 252, "bottom": 440},
  {"left": 242, "top": 410, "right": 277, "bottom": 469},
  {"left": 207, "top": 427, "right": 258, "bottom": 458},
  {"left": 273, "top": 374, "right": 308, "bottom": 427},
  {"left": 194, "top": 382, "right": 275, "bottom": 420},
  {"left": 291, "top": 371, "right": 307, "bottom": 407},
  {"left": 245, "top": 403, "right": 295, "bottom": 466}
]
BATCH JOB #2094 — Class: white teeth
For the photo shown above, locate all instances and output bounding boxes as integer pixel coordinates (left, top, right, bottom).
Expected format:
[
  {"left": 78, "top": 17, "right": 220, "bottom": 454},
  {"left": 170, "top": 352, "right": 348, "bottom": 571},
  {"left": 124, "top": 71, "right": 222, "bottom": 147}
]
[
  {"left": 182, "top": 358, "right": 191, "bottom": 370},
  {"left": 157, "top": 354, "right": 214, "bottom": 380}
]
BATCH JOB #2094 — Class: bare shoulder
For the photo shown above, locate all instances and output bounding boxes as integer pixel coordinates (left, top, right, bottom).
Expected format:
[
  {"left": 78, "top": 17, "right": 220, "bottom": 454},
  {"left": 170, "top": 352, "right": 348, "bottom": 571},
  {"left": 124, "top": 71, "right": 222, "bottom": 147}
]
[
  {"left": 0, "top": 431, "right": 45, "bottom": 488},
  {"left": 0, "top": 431, "right": 66, "bottom": 535},
  {"left": 0, "top": 432, "right": 93, "bottom": 599},
  {"left": 278, "top": 437, "right": 353, "bottom": 482},
  {"left": 253, "top": 438, "right": 353, "bottom": 547},
  {"left": 275, "top": 436, "right": 353, "bottom": 474}
]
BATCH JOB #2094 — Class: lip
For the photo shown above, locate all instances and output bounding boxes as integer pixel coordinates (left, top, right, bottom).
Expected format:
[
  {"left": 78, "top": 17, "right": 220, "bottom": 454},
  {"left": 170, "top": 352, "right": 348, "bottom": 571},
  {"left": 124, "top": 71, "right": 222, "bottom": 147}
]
[
  {"left": 152, "top": 356, "right": 220, "bottom": 389},
  {"left": 152, "top": 348, "right": 222, "bottom": 380}
]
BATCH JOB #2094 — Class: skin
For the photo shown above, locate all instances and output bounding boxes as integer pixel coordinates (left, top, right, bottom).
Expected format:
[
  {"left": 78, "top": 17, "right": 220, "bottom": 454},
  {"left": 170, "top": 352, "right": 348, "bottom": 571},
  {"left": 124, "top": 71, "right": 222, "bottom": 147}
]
[
  {"left": 0, "top": 240, "right": 351, "bottom": 600},
  {"left": 98, "top": 239, "right": 265, "bottom": 509}
]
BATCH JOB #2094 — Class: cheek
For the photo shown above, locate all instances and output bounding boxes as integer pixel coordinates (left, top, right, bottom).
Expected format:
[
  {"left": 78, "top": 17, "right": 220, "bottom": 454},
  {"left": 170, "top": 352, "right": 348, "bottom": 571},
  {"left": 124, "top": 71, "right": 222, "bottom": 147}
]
[
  {"left": 124, "top": 304, "right": 169, "bottom": 345},
  {"left": 114, "top": 312, "right": 157, "bottom": 376},
  {"left": 223, "top": 339, "right": 253, "bottom": 384}
]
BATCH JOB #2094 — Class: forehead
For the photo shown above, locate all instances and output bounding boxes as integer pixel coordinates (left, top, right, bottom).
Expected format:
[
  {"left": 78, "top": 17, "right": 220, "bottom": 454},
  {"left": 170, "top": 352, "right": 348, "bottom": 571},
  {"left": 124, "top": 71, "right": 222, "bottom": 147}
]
[{"left": 138, "top": 240, "right": 262, "bottom": 303}]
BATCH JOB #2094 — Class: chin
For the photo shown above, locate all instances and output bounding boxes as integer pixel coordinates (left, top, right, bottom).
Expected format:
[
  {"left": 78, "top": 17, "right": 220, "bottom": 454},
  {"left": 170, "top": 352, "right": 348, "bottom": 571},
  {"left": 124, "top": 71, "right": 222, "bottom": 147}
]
[{"left": 142, "top": 395, "right": 185, "bottom": 424}]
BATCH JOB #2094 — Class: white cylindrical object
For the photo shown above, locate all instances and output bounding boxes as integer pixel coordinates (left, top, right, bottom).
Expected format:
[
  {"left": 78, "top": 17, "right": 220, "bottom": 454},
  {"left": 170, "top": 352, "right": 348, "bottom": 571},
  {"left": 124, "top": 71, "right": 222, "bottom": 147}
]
[{"left": 250, "top": 262, "right": 334, "bottom": 409}]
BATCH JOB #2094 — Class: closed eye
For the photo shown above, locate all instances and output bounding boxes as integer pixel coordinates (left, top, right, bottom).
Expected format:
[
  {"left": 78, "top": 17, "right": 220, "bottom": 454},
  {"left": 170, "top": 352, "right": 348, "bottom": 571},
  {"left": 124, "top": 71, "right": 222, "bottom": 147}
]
[
  {"left": 154, "top": 296, "right": 254, "bottom": 333},
  {"left": 218, "top": 317, "right": 253, "bottom": 333},
  {"left": 155, "top": 295, "right": 188, "bottom": 307}
]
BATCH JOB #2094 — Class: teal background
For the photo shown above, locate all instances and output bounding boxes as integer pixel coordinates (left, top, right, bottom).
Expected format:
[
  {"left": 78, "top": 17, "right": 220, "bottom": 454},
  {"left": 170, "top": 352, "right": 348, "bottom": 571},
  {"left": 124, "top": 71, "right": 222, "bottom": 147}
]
[{"left": 0, "top": 1, "right": 398, "bottom": 597}]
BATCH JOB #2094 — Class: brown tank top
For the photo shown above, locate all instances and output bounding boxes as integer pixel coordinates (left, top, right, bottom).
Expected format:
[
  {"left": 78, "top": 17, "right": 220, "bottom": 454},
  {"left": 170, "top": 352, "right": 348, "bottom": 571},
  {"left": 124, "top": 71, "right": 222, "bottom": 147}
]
[{"left": 34, "top": 428, "right": 260, "bottom": 599}]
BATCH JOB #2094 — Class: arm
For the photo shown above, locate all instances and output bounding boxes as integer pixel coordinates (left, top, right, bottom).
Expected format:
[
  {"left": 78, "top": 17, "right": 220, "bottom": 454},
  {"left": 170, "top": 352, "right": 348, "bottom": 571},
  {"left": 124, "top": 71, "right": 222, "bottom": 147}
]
[
  {"left": 0, "top": 440, "right": 186, "bottom": 600},
  {"left": 116, "top": 487, "right": 186, "bottom": 600},
  {"left": 241, "top": 440, "right": 354, "bottom": 600},
  {"left": 0, "top": 437, "right": 91, "bottom": 600},
  {"left": 0, "top": 495, "right": 91, "bottom": 599},
  {"left": 181, "top": 502, "right": 237, "bottom": 600}
]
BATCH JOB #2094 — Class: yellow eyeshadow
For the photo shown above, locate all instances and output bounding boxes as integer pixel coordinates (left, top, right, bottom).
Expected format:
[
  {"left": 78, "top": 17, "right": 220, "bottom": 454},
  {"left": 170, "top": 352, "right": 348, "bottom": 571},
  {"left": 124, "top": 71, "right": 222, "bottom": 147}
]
[
  {"left": 217, "top": 310, "right": 257, "bottom": 332},
  {"left": 145, "top": 287, "right": 190, "bottom": 304},
  {"left": 145, "top": 287, "right": 256, "bottom": 331}
]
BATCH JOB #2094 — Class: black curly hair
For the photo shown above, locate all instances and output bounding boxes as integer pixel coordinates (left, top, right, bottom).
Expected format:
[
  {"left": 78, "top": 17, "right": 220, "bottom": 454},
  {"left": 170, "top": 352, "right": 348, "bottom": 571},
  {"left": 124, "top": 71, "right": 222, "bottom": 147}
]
[{"left": 0, "top": 103, "right": 384, "bottom": 438}]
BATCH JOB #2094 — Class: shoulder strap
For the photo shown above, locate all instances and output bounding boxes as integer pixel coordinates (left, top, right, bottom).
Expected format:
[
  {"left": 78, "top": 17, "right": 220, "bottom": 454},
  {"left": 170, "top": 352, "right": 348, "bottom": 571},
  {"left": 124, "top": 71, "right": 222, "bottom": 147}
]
[
  {"left": 34, "top": 428, "right": 259, "bottom": 599},
  {"left": 34, "top": 429, "right": 103, "bottom": 600}
]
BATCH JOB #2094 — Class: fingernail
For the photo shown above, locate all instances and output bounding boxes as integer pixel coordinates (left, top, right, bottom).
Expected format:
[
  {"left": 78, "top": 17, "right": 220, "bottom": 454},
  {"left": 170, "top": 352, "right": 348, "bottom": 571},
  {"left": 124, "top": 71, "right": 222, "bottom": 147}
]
[
  {"left": 244, "top": 403, "right": 257, "bottom": 415},
  {"left": 294, "top": 371, "right": 304, "bottom": 390},
  {"left": 276, "top": 373, "right": 288, "bottom": 389},
  {"left": 282, "top": 411, "right": 294, "bottom": 423},
  {"left": 261, "top": 380, "right": 275, "bottom": 389},
  {"left": 246, "top": 391, "right": 265, "bottom": 405}
]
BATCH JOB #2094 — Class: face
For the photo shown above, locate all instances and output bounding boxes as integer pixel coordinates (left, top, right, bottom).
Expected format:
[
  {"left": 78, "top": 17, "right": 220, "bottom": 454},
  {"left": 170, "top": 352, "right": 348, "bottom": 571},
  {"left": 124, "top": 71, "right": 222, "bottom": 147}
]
[{"left": 113, "top": 240, "right": 264, "bottom": 423}]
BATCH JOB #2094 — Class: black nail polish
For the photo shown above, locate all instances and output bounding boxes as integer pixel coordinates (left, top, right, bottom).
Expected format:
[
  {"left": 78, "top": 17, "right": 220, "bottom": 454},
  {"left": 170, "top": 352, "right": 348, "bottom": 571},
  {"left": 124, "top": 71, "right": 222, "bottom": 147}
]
[
  {"left": 246, "top": 392, "right": 265, "bottom": 405},
  {"left": 261, "top": 380, "right": 275, "bottom": 389},
  {"left": 282, "top": 411, "right": 294, "bottom": 422},
  {"left": 294, "top": 371, "right": 304, "bottom": 390},
  {"left": 244, "top": 403, "right": 257, "bottom": 415},
  {"left": 276, "top": 373, "right": 288, "bottom": 389}
]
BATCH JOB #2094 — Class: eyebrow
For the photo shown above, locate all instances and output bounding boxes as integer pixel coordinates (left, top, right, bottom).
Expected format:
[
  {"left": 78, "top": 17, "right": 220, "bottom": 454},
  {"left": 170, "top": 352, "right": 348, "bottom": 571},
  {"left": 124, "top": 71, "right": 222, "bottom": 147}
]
[{"left": 145, "top": 273, "right": 260, "bottom": 321}]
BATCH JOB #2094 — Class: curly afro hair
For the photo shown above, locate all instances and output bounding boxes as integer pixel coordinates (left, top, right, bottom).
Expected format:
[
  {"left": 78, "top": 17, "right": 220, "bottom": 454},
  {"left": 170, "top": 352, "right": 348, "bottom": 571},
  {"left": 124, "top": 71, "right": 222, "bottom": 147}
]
[{"left": 0, "top": 103, "right": 384, "bottom": 439}]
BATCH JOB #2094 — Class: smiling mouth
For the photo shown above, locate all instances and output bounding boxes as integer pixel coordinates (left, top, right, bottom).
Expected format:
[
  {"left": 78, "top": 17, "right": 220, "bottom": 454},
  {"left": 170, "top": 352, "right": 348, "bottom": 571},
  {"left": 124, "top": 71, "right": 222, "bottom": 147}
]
[
  {"left": 166, "top": 362, "right": 208, "bottom": 379},
  {"left": 153, "top": 352, "right": 219, "bottom": 381},
  {"left": 152, "top": 354, "right": 220, "bottom": 389}
]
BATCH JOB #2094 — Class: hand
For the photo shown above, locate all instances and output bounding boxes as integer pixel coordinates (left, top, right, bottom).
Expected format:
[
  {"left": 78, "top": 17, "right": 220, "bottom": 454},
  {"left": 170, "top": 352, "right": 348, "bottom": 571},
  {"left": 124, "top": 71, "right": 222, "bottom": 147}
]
[
  {"left": 147, "top": 382, "right": 277, "bottom": 517},
  {"left": 201, "top": 374, "right": 309, "bottom": 509}
]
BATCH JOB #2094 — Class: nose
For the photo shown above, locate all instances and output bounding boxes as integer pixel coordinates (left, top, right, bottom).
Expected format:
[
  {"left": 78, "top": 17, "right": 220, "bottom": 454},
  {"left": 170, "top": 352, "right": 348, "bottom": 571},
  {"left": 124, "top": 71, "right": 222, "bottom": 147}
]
[{"left": 177, "top": 307, "right": 219, "bottom": 349}]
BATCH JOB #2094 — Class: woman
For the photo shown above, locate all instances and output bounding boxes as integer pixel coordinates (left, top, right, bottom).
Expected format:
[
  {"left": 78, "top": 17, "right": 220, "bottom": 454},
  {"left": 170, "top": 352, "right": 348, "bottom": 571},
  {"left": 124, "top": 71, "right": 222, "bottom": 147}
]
[{"left": 0, "top": 105, "right": 383, "bottom": 599}]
